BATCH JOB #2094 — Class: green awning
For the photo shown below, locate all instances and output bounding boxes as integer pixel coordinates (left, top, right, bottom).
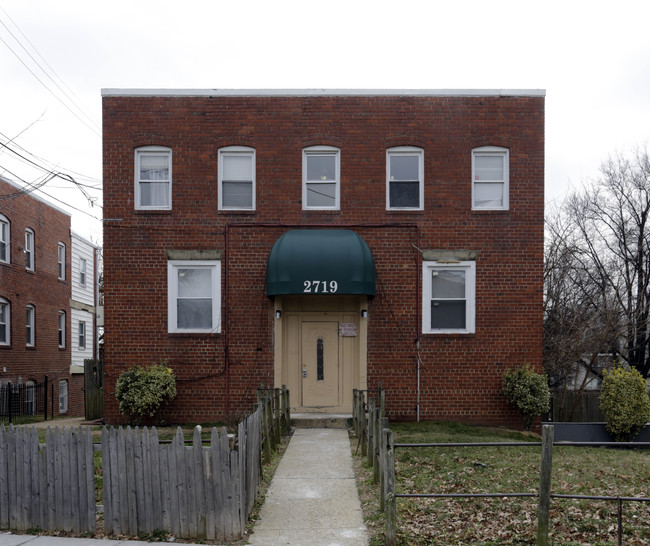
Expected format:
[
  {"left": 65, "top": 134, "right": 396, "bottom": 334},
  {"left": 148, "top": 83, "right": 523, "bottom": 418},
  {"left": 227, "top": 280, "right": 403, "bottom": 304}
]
[{"left": 266, "top": 229, "right": 376, "bottom": 296}]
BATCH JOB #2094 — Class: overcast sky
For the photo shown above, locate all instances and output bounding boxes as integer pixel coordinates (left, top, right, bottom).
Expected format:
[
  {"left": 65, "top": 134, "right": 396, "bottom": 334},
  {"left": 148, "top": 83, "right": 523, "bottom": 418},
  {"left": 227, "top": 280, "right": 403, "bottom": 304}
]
[{"left": 1, "top": 0, "right": 649, "bottom": 244}]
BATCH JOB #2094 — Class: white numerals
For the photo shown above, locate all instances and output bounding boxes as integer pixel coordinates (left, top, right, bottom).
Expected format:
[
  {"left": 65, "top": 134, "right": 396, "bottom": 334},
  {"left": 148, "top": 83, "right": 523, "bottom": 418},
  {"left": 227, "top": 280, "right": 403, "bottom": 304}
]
[{"left": 303, "top": 280, "right": 338, "bottom": 293}]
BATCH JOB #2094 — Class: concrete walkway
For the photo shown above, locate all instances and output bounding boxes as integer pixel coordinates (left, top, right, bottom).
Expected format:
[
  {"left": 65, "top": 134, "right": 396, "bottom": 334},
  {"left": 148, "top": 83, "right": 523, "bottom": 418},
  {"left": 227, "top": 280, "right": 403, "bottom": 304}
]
[{"left": 248, "top": 428, "right": 368, "bottom": 545}]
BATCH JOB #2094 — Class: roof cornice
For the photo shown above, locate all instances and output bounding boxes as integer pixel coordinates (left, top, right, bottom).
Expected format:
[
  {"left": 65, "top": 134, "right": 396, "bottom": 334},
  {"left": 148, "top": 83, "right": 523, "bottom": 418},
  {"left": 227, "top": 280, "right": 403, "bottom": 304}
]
[{"left": 102, "top": 88, "right": 546, "bottom": 98}]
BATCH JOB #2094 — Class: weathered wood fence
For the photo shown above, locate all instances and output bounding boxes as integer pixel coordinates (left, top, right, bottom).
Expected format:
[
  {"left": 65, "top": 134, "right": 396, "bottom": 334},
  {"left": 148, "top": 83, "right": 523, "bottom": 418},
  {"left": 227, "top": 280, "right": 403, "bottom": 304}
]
[
  {"left": 0, "top": 425, "right": 95, "bottom": 534},
  {"left": 257, "top": 386, "right": 291, "bottom": 463},
  {"left": 102, "top": 408, "right": 260, "bottom": 541},
  {"left": 0, "top": 385, "right": 291, "bottom": 540}
]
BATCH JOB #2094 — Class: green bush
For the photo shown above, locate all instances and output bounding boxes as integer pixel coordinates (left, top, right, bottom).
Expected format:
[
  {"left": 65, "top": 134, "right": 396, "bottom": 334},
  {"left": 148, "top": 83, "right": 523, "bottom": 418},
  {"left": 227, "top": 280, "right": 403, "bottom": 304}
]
[
  {"left": 502, "top": 363, "right": 550, "bottom": 430},
  {"left": 599, "top": 365, "right": 650, "bottom": 442},
  {"left": 115, "top": 364, "right": 177, "bottom": 424}
]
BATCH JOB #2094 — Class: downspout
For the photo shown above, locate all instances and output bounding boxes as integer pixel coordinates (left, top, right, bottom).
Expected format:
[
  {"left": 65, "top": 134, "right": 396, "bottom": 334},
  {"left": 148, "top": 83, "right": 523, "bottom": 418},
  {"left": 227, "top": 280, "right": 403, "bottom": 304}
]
[
  {"left": 416, "top": 227, "right": 422, "bottom": 422},
  {"left": 224, "top": 223, "right": 230, "bottom": 417}
]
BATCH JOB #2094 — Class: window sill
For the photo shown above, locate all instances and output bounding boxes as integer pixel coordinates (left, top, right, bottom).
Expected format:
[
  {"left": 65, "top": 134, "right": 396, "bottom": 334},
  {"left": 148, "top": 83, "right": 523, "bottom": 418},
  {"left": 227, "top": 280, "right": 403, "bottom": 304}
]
[
  {"left": 301, "top": 210, "right": 342, "bottom": 216},
  {"left": 168, "top": 332, "right": 221, "bottom": 338},
  {"left": 218, "top": 210, "right": 257, "bottom": 216},
  {"left": 134, "top": 210, "right": 173, "bottom": 216},
  {"left": 470, "top": 209, "right": 510, "bottom": 214},
  {"left": 422, "top": 332, "right": 476, "bottom": 338},
  {"left": 386, "top": 209, "right": 425, "bottom": 215}
]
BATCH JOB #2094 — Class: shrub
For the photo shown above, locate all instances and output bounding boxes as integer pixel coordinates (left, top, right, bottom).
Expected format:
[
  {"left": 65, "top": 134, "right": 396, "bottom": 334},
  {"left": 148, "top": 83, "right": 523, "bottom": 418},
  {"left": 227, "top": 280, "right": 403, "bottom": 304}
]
[
  {"left": 502, "top": 363, "right": 550, "bottom": 430},
  {"left": 599, "top": 365, "right": 650, "bottom": 442},
  {"left": 115, "top": 364, "right": 177, "bottom": 424}
]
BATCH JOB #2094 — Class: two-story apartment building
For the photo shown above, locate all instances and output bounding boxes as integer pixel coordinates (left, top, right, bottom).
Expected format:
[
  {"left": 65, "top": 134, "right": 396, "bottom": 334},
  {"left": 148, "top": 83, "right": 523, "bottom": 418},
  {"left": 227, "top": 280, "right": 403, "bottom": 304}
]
[
  {"left": 102, "top": 89, "right": 545, "bottom": 427},
  {"left": 0, "top": 175, "right": 83, "bottom": 416}
]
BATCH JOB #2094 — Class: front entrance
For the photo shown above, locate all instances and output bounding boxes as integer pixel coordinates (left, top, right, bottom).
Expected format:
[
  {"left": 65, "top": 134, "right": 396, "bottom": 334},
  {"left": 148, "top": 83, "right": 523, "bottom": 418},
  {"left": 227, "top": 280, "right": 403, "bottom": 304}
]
[
  {"left": 273, "top": 295, "right": 368, "bottom": 413},
  {"left": 301, "top": 321, "right": 339, "bottom": 407}
]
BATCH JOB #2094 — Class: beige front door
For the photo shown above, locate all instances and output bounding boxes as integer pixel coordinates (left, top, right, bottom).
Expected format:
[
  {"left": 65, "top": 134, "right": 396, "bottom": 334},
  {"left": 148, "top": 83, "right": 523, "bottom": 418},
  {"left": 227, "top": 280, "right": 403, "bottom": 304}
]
[{"left": 301, "top": 321, "right": 339, "bottom": 407}]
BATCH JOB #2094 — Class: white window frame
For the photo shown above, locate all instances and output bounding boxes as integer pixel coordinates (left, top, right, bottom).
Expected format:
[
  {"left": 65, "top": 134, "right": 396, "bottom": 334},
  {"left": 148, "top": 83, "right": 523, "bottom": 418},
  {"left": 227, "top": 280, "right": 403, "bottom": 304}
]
[
  {"left": 0, "top": 214, "right": 9, "bottom": 264},
  {"left": 386, "top": 147, "right": 424, "bottom": 210},
  {"left": 168, "top": 260, "right": 221, "bottom": 334},
  {"left": 78, "top": 320, "right": 86, "bottom": 350},
  {"left": 58, "top": 310, "right": 66, "bottom": 348},
  {"left": 26, "top": 305, "right": 35, "bottom": 347},
  {"left": 218, "top": 146, "right": 256, "bottom": 211},
  {"left": 0, "top": 297, "right": 9, "bottom": 346},
  {"left": 58, "top": 242, "right": 65, "bottom": 280},
  {"left": 59, "top": 380, "right": 68, "bottom": 413},
  {"left": 79, "top": 257, "right": 87, "bottom": 286},
  {"left": 422, "top": 261, "right": 476, "bottom": 334},
  {"left": 302, "top": 146, "right": 340, "bottom": 210},
  {"left": 134, "top": 146, "right": 172, "bottom": 210},
  {"left": 25, "top": 228, "right": 34, "bottom": 271},
  {"left": 472, "top": 146, "right": 509, "bottom": 210}
]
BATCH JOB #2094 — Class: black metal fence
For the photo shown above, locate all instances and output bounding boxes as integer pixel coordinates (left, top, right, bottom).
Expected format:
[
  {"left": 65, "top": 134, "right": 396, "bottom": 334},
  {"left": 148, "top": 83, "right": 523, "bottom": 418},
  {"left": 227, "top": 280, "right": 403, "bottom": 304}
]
[{"left": 0, "top": 377, "right": 48, "bottom": 423}]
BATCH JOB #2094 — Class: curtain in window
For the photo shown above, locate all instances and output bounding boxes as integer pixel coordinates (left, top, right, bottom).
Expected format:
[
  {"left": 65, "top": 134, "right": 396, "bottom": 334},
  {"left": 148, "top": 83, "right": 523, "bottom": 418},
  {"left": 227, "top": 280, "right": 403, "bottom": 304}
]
[
  {"left": 177, "top": 268, "right": 213, "bottom": 329},
  {"left": 139, "top": 154, "right": 170, "bottom": 207}
]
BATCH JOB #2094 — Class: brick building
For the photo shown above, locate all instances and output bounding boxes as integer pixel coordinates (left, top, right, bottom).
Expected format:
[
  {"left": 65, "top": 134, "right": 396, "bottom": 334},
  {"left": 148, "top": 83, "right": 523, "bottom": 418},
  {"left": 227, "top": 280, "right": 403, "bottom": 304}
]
[
  {"left": 102, "top": 89, "right": 545, "bottom": 427},
  {"left": 0, "top": 175, "right": 84, "bottom": 417}
]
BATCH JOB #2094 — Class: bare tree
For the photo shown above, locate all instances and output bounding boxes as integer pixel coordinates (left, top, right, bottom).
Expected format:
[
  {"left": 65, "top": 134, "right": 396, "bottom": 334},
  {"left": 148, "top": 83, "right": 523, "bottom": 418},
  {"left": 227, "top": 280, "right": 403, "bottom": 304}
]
[
  {"left": 545, "top": 147, "right": 650, "bottom": 385},
  {"left": 544, "top": 202, "right": 622, "bottom": 418}
]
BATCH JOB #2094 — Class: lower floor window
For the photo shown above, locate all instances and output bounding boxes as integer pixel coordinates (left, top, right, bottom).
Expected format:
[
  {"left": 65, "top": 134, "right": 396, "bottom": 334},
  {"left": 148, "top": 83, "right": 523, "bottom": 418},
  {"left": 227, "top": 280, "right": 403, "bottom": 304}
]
[
  {"left": 59, "top": 379, "right": 68, "bottom": 413},
  {"left": 422, "top": 261, "right": 476, "bottom": 333},
  {"left": 168, "top": 260, "right": 221, "bottom": 333}
]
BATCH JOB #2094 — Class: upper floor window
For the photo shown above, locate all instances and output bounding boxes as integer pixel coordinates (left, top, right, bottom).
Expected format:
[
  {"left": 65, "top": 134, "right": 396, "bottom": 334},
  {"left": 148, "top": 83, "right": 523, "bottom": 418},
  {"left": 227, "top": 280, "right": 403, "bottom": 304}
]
[
  {"left": 25, "top": 228, "right": 34, "bottom": 271},
  {"left": 472, "top": 146, "right": 509, "bottom": 210},
  {"left": 58, "top": 310, "right": 66, "bottom": 348},
  {"left": 0, "top": 214, "right": 9, "bottom": 263},
  {"left": 218, "top": 146, "right": 256, "bottom": 210},
  {"left": 422, "top": 261, "right": 476, "bottom": 334},
  {"left": 0, "top": 298, "right": 9, "bottom": 345},
  {"left": 168, "top": 260, "right": 221, "bottom": 334},
  {"left": 135, "top": 146, "right": 172, "bottom": 210},
  {"left": 26, "top": 305, "right": 35, "bottom": 347},
  {"left": 386, "top": 147, "right": 424, "bottom": 210},
  {"left": 58, "top": 243, "right": 66, "bottom": 280},
  {"left": 303, "top": 146, "right": 340, "bottom": 210},
  {"left": 79, "top": 258, "right": 87, "bottom": 286}
]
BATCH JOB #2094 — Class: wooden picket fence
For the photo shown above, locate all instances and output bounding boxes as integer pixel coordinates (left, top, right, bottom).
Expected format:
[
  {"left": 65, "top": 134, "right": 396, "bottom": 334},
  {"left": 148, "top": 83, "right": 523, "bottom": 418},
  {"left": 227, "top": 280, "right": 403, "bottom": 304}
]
[
  {"left": 0, "top": 386, "right": 290, "bottom": 540},
  {"left": 102, "top": 408, "right": 262, "bottom": 541},
  {"left": 0, "top": 425, "right": 96, "bottom": 534}
]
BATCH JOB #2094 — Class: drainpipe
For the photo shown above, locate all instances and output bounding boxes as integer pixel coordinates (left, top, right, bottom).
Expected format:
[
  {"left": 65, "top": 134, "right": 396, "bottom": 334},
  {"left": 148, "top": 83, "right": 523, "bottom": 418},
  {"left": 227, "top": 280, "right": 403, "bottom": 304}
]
[
  {"left": 416, "top": 341, "right": 421, "bottom": 422},
  {"left": 224, "top": 223, "right": 231, "bottom": 417}
]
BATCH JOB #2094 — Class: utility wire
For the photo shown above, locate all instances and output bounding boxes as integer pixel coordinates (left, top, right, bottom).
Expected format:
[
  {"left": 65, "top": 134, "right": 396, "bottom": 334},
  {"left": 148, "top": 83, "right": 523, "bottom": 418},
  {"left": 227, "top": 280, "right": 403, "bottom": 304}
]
[
  {"left": 0, "top": 131, "right": 102, "bottom": 188},
  {"left": 0, "top": 19, "right": 101, "bottom": 137},
  {"left": 0, "top": 6, "right": 99, "bottom": 131}
]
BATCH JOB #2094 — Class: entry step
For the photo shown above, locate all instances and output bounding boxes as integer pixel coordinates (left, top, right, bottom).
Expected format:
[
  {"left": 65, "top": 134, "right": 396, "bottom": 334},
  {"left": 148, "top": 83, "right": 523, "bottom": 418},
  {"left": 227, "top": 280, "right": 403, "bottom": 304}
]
[{"left": 291, "top": 413, "right": 352, "bottom": 429}]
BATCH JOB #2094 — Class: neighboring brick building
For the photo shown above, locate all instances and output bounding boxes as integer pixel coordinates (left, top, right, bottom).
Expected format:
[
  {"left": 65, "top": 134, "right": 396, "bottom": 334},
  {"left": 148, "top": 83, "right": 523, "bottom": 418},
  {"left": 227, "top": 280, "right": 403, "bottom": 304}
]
[
  {"left": 0, "top": 176, "right": 84, "bottom": 417},
  {"left": 102, "top": 89, "right": 545, "bottom": 427}
]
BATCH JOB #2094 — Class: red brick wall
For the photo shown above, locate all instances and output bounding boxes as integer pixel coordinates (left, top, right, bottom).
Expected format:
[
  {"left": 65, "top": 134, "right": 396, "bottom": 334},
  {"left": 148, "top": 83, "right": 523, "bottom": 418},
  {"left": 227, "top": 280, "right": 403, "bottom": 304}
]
[
  {"left": 102, "top": 93, "right": 544, "bottom": 427},
  {"left": 0, "top": 178, "right": 83, "bottom": 417}
]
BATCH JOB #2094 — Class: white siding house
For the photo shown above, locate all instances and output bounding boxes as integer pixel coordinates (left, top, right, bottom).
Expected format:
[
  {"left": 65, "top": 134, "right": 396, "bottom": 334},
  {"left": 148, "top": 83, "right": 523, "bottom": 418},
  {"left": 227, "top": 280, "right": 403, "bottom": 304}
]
[{"left": 70, "top": 233, "right": 98, "bottom": 374}]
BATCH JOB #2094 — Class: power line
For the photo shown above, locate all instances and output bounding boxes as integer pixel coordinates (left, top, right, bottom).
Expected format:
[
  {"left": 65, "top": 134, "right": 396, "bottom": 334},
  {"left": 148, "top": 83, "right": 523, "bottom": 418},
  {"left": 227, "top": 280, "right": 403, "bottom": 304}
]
[
  {"left": 0, "top": 130, "right": 102, "bottom": 188},
  {"left": 0, "top": 14, "right": 101, "bottom": 137},
  {"left": 0, "top": 6, "right": 99, "bottom": 131}
]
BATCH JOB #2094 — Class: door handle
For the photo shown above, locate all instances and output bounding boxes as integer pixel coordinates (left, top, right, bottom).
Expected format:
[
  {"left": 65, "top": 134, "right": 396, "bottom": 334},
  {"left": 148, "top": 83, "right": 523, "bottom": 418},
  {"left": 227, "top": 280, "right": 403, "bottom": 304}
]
[{"left": 302, "top": 367, "right": 307, "bottom": 378}]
